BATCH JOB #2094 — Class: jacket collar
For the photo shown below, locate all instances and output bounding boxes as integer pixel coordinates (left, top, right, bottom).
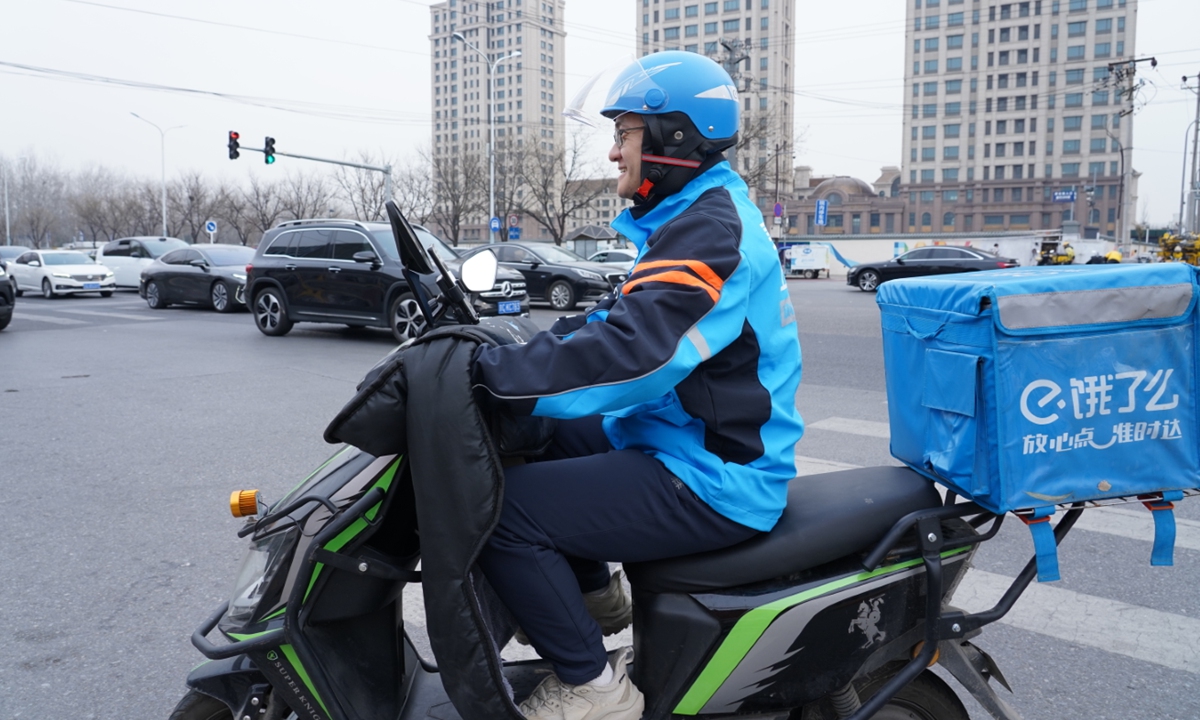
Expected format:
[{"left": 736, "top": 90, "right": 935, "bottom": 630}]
[{"left": 611, "top": 161, "right": 746, "bottom": 253}]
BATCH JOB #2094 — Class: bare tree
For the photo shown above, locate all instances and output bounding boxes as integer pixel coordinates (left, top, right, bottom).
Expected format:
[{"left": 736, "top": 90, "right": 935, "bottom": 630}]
[
  {"left": 169, "top": 171, "right": 225, "bottom": 243},
  {"left": 391, "top": 154, "right": 435, "bottom": 227},
  {"left": 240, "top": 176, "right": 286, "bottom": 241},
  {"left": 71, "top": 166, "right": 120, "bottom": 244},
  {"left": 334, "top": 151, "right": 393, "bottom": 221},
  {"left": 519, "top": 132, "right": 607, "bottom": 245},
  {"left": 15, "top": 156, "right": 67, "bottom": 248},
  {"left": 425, "top": 148, "right": 484, "bottom": 246},
  {"left": 212, "top": 187, "right": 258, "bottom": 246},
  {"left": 278, "top": 172, "right": 339, "bottom": 222}
]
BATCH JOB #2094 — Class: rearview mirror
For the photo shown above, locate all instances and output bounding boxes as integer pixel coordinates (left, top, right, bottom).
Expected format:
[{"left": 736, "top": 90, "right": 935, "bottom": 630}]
[
  {"left": 29, "top": 260, "right": 41, "bottom": 268},
  {"left": 385, "top": 200, "right": 434, "bottom": 276},
  {"left": 460, "top": 250, "right": 498, "bottom": 292},
  {"left": 352, "top": 250, "right": 379, "bottom": 265},
  {"left": 189, "top": 258, "right": 209, "bottom": 268}
]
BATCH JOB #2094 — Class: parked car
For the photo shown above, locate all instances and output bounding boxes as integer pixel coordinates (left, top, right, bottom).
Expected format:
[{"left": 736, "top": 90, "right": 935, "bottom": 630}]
[
  {"left": 139, "top": 244, "right": 256, "bottom": 312},
  {"left": 96, "top": 236, "right": 188, "bottom": 288},
  {"left": 846, "top": 246, "right": 1019, "bottom": 292},
  {"left": 245, "top": 218, "right": 528, "bottom": 341},
  {"left": 461, "top": 242, "right": 620, "bottom": 310},
  {"left": 587, "top": 247, "right": 637, "bottom": 272},
  {"left": 0, "top": 259, "right": 14, "bottom": 331},
  {"left": 6, "top": 250, "right": 116, "bottom": 298}
]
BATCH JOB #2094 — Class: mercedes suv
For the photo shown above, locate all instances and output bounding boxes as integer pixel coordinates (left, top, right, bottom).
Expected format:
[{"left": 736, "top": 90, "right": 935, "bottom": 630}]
[{"left": 246, "top": 219, "right": 528, "bottom": 341}]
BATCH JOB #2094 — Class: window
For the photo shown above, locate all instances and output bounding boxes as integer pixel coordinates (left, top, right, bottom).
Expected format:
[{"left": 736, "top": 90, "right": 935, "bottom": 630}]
[
  {"left": 1093, "top": 90, "right": 1109, "bottom": 105},
  {"left": 664, "top": 27, "right": 680, "bottom": 39},
  {"left": 944, "top": 212, "right": 957, "bottom": 226},
  {"left": 996, "top": 142, "right": 1007, "bottom": 157},
  {"left": 944, "top": 146, "right": 960, "bottom": 159},
  {"left": 922, "top": 147, "right": 936, "bottom": 160},
  {"left": 984, "top": 215, "right": 1005, "bottom": 226},
  {"left": 921, "top": 212, "right": 933, "bottom": 226},
  {"left": 921, "top": 169, "right": 936, "bottom": 182},
  {"left": 926, "top": 37, "right": 940, "bottom": 51},
  {"left": 924, "top": 82, "right": 939, "bottom": 96},
  {"left": 761, "top": 16, "right": 769, "bottom": 29},
  {"left": 1011, "top": 214, "right": 1031, "bottom": 226},
  {"left": 948, "top": 34, "right": 964, "bottom": 48},
  {"left": 997, "top": 119, "right": 1008, "bottom": 133},
  {"left": 1067, "top": 45, "right": 1085, "bottom": 60},
  {"left": 705, "top": 22, "right": 717, "bottom": 33},
  {"left": 1019, "top": 25, "right": 1030, "bottom": 40},
  {"left": 1062, "top": 162, "right": 1081, "bottom": 176},
  {"left": 1067, "top": 20, "right": 1086, "bottom": 36},
  {"left": 945, "top": 123, "right": 962, "bottom": 137},
  {"left": 1014, "top": 118, "right": 1025, "bottom": 132},
  {"left": 948, "top": 11, "right": 964, "bottom": 25},
  {"left": 1069, "top": 0, "right": 1086, "bottom": 10},
  {"left": 1066, "top": 68, "right": 1084, "bottom": 84},
  {"left": 1089, "top": 161, "right": 1106, "bottom": 176},
  {"left": 995, "top": 165, "right": 1006, "bottom": 179},
  {"left": 1065, "top": 93, "right": 1083, "bottom": 107},
  {"left": 1063, "top": 139, "right": 1081, "bottom": 154},
  {"left": 925, "top": 59, "right": 939, "bottom": 73},
  {"left": 1095, "top": 42, "right": 1111, "bottom": 58},
  {"left": 665, "top": 7, "right": 680, "bottom": 18},
  {"left": 944, "top": 190, "right": 959, "bottom": 201},
  {"left": 1014, "top": 141, "right": 1025, "bottom": 156},
  {"left": 946, "top": 101, "right": 962, "bottom": 115},
  {"left": 922, "top": 125, "right": 938, "bottom": 138},
  {"left": 999, "top": 50, "right": 1010, "bottom": 65},
  {"left": 686, "top": 4, "right": 699, "bottom": 16},
  {"left": 1000, "top": 27, "right": 1011, "bottom": 42},
  {"left": 945, "top": 79, "right": 963, "bottom": 93},
  {"left": 1064, "top": 115, "right": 1083, "bottom": 130},
  {"left": 927, "top": 15, "right": 940, "bottom": 28},
  {"left": 1096, "top": 18, "right": 1112, "bottom": 33},
  {"left": 722, "top": 19, "right": 739, "bottom": 31},
  {"left": 947, "top": 57, "right": 963, "bottom": 71},
  {"left": 924, "top": 103, "right": 937, "bottom": 117},
  {"left": 723, "top": 0, "right": 739, "bottom": 8},
  {"left": 705, "top": 1, "right": 718, "bottom": 12}
]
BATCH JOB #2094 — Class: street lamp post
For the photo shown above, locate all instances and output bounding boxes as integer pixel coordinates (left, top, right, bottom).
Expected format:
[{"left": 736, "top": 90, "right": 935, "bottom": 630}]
[
  {"left": 1179, "top": 120, "right": 1197, "bottom": 234},
  {"left": 452, "top": 32, "right": 520, "bottom": 244},
  {"left": 130, "top": 113, "right": 184, "bottom": 238}
]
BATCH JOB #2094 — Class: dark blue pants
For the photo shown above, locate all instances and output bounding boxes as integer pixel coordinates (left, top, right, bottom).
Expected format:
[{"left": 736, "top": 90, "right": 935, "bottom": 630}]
[{"left": 477, "top": 416, "right": 758, "bottom": 685}]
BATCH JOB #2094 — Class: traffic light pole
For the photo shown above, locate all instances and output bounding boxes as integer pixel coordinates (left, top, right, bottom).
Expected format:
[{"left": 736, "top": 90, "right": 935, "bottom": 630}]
[{"left": 235, "top": 142, "right": 393, "bottom": 202}]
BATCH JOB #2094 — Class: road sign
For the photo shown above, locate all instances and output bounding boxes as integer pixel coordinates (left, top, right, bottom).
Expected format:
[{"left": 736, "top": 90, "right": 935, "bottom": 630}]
[
  {"left": 205, "top": 220, "right": 217, "bottom": 233},
  {"left": 1053, "top": 189, "right": 1077, "bottom": 203},
  {"left": 508, "top": 227, "right": 521, "bottom": 241},
  {"left": 509, "top": 214, "right": 520, "bottom": 227},
  {"left": 490, "top": 217, "right": 501, "bottom": 233},
  {"left": 774, "top": 202, "right": 783, "bottom": 218},
  {"left": 815, "top": 199, "right": 829, "bottom": 227}
]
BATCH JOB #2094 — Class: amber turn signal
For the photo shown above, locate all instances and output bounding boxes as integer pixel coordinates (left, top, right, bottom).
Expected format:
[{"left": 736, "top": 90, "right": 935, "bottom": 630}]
[{"left": 230, "top": 489, "right": 260, "bottom": 518}]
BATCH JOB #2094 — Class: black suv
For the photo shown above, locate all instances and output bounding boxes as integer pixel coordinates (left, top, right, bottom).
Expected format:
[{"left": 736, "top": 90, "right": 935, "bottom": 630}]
[{"left": 246, "top": 219, "right": 528, "bottom": 341}]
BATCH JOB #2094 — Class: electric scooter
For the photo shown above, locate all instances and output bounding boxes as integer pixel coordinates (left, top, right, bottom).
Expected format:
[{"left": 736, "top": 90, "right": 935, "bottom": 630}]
[{"left": 172, "top": 202, "right": 1075, "bottom": 720}]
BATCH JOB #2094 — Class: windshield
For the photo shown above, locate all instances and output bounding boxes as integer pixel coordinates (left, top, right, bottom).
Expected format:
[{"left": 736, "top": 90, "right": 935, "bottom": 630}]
[
  {"left": 535, "top": 245, "right": 588, "bottom": 263},
  {"left": 370, "top": 231, "right": 401, "bottom": 261},
  {"left": 142, "top": 238, "right": 188, "bottom": 258},
  {"left": 0, "top": 247, "right": 26, "bottom": 260},
  {"left": 42, "top": 252, "right": 94, "bottom": 265},
  {"left": 414, "top": 228, "right": 460, "bottom": 263},
  {"left": 201, "top": 246, "right": 256, "bottom": 266}
]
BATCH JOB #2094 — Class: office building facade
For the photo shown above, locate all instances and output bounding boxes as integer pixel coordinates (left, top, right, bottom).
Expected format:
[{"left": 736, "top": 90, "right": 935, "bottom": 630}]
[
  {"left": 430, "top": 0, "right": 566, "bottom": 242},
  {"left": 902, "top": 0, "right": 1137, "bottom": 239}
]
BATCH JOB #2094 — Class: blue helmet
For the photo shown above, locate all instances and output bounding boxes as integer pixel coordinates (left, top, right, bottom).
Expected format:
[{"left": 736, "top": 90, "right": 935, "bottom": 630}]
[{"left": 600, "top": 52, "right": 740, "bottom": 144}]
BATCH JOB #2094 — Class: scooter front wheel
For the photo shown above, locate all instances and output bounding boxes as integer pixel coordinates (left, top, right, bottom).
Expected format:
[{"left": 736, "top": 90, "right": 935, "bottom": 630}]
[{"left": 168, "top": 690, "right": 232, "bottom": 720}]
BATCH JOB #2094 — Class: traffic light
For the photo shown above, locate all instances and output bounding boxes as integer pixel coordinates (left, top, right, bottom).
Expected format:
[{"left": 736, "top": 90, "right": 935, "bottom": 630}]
[
  {"left": 227, "top": 131, "right": 240, "bottom": 160},
  {"left": 264, "top": 137, "right": 276, "bottom": 165}
]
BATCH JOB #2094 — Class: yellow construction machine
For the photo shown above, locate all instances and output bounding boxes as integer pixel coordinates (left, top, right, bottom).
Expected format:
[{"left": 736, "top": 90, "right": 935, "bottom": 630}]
[{"left": 1158, "top": 232, "right": 1200, "bottom": 264}]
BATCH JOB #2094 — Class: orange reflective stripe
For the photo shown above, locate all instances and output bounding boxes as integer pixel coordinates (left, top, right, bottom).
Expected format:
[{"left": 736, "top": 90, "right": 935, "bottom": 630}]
[
  {"left": 622, "top": 271, "right": 719, "bottom": 303},
  {"left": 630, "top": 259, "right": 725, "bottom": 292}
]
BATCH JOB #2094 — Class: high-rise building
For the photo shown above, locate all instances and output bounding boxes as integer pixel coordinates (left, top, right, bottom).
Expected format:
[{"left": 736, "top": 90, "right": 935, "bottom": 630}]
[
  {"left": 902, "top": 0, "right": 1138, "bottom": 240},
  {"left": 429, "top": 0, "right": 566, "bottom": 243},
  {"left": 639, "top": 0, "right": 797, "bottom": 225}
]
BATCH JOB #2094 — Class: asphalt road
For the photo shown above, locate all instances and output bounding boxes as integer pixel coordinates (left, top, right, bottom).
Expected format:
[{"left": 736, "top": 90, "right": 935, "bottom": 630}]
[{"left": 0, "top": 280, "right": 1196, "bottom": 719}]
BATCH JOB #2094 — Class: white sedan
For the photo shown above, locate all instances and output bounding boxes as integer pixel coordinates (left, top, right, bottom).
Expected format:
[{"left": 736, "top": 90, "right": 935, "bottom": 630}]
[{"left": 7, "top": 249, "right": 117, "bottom": 298}]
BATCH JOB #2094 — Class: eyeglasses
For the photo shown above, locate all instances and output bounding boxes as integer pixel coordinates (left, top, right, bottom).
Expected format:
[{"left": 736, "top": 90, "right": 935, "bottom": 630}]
[{"left": 613, "top": 126, "right": 645, "bottom": 147}]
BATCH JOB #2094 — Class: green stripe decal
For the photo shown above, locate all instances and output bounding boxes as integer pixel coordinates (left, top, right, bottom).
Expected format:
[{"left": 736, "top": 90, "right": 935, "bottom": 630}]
[
  {"left": 302, "top": 456, "right": 402, "bottom": 602},
  {"left": 673, "top": 547, "right": 971, "bottom": 715},
  {"left": 281, "top": 643, "right": 329, "bottom": 715},
  {"left": 261, "top": 606, "right": 287, "bottom": 621}
]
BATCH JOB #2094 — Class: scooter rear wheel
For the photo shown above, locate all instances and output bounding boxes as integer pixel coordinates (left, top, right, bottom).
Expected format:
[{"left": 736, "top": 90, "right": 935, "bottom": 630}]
[
  {"left": 168, "top": 690, "right": 232, "bottom": 720},
  {"left": 796, "top": 669, "right": 969, "bottom": 720}
]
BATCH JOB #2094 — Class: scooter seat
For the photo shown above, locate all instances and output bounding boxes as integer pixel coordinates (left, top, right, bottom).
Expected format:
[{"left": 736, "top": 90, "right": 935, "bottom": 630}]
[{"left": 624, "top": 466, "right": 941, "bottom": 593}]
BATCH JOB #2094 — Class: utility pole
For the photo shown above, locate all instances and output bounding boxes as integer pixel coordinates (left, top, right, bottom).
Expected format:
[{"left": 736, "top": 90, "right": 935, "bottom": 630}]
[
  {"left": 3, "top": 162, "right": 9, "bottom": 247},
  {"left": 1105, "top": 57, "right": 1156, "bottom": 246},
  {"left": 1185, "top": 72, "right": 1200, "bottom": 233},
  {"left": 719, "top": 38, "right": 749, "bottom": 176}
]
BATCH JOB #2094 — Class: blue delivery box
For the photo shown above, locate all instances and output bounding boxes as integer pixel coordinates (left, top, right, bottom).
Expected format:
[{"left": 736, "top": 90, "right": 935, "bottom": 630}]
[{"left": 877, "top": 264, "right": 1199, "bottom": 578}]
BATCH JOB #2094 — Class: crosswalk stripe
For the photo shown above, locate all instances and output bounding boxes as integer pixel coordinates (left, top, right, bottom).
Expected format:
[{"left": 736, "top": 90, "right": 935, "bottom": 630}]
[
  {"left": 51, "top": 308, "right": 159, "bottom": 322},
  {"left": 10, "top": 313, "right": 87, "bottom": 325},
  {"left": 954, "top": 570, "right": 1200, "bottom": 675},
  {"left": 807, "top": 416, "right": 891, "bottom": 439},
  {"left": 1076, "top": 506, "right": 1200, "bottom": 552},
  {"left": 793, "top": 453, "right": 863, "bottom": 476}
]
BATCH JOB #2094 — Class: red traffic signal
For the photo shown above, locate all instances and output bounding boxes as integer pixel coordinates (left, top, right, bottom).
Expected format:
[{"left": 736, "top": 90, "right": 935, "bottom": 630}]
[{"left": 228, "top": 131, "right": 241, "bottom": 160}]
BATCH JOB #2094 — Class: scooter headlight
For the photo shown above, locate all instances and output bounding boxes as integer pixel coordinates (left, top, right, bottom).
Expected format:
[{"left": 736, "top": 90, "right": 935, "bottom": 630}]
[{"left": 221, "top": 526, "right": 298, "bottom": 630}]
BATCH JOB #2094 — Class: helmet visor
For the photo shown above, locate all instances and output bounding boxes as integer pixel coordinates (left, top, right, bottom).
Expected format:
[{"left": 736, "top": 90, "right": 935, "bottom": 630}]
[{"left": 563, "top": 54, "right": 645, "bottom": 132}]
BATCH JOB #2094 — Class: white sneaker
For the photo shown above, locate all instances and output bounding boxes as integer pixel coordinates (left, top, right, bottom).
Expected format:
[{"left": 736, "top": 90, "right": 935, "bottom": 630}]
[
  {"left": 519, "top": 647, "right": 644, "bottom": 720},
  {"left": 515, "top": 570, "right": 633, "bottom": 646}
]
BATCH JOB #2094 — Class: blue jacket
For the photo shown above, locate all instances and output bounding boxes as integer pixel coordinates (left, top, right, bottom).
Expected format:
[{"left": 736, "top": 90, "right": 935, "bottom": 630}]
[{"left": 474, "top": 162, "right": 804, "bottom": 531}]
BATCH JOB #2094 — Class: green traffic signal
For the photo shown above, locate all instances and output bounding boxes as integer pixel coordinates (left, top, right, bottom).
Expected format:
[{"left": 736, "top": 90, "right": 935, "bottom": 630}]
[{"left": 264, "top": 136, "right": 276, "bottom": 165}]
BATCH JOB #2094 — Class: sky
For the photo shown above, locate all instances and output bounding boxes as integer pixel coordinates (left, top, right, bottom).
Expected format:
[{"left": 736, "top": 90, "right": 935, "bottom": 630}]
[{"left": 2, "top": 0, "right": 1198, "bottom": 225}]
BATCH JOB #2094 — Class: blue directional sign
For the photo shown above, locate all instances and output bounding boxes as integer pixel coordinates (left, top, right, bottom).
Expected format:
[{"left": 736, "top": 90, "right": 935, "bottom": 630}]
[
  {"left": 508, "top": 227, "right": 521, "bottom": 241},
  {"left": 205, "top": 220, "right": 217, "bottom": 233},
  {"left": 815, "top": 199, "right": 829, "bottom": 227},
  {"left": 490, "top": 217, "right": 502, "bottom": 233},
  {"left": 1052, "top": 189, "right": 1077, "bottom": 203}
]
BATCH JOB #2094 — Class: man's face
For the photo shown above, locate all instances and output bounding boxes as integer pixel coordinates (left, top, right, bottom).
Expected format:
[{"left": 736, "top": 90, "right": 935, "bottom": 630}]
[{"left": 609, "top": 114, "right": 646, "bottom": 200}]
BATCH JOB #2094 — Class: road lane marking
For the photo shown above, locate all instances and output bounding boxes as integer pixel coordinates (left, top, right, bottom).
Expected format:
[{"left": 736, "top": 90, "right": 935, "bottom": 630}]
[
  {"left": 51, "top": 308, "right": 160, "bottom": 321},
  {"left": 10, "top": 312, "right": 87, "bottom": 325},
  {"left": 1077, "top": 506, "right": 1200, "bottom": 552},
  {"left": 807, "top": 416, "right": 891, "bottom": 439},
  {"left": 953, "top": 569, "right": 1200, "bottom": 675}
]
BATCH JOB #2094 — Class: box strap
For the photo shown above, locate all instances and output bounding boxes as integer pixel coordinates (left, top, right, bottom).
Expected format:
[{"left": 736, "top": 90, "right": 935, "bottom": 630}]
[
  {"left": 1018, "top": 506, "right": 1060, "bottom": 582},
  {"left": 880, "top": 312, "right": 993, "bottom": 348},
  {"left": 1143, "top": 490, "right": 1184, "bottom": 567}
]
